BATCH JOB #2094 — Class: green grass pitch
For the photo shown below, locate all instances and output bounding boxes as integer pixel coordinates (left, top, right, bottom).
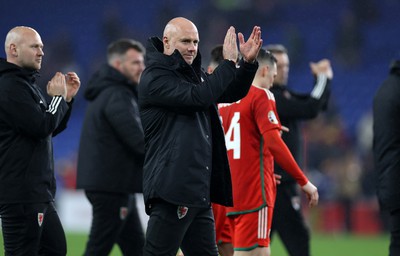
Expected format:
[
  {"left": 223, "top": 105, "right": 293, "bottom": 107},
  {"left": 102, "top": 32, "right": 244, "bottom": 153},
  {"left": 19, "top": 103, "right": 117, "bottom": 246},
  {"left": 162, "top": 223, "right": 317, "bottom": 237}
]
[{"left": 0, "top": 231, "right": 389, "bottom": 255}]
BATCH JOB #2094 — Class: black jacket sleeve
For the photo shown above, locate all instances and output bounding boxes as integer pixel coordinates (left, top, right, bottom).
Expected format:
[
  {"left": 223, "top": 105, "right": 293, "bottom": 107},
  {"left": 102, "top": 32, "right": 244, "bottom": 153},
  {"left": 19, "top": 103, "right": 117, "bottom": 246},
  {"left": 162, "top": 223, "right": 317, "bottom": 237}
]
[
  {"left": 274, "top": 74, "right": 331, "bottom": 120},
  {"left": 217, "top": 59, "right": 259, "bottom": 103},
  {"left": 140, "top": 60, "right": 236, "bottom": 109},
  {"left": 53, "top": 99, "right": 73, "bottom": 137},
  {"left": 0, "top": 80, "right": 69, "bottom": 139}
]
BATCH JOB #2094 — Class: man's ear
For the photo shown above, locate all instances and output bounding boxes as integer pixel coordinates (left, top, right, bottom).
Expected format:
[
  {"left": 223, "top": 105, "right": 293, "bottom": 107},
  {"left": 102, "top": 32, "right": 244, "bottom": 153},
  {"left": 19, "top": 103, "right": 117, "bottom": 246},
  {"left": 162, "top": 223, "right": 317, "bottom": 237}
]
[
  {"left": 10, "top": 43, "right": 18, "bottom": 57},
  {"left": 261, "top": 65, "right": 269, "bottom": 77},
  {"left": 163, "top": 36, "right": 170, "bottom": 49},
  {"left": 110, "top": 58, "right": 122, "bottom": 72}
]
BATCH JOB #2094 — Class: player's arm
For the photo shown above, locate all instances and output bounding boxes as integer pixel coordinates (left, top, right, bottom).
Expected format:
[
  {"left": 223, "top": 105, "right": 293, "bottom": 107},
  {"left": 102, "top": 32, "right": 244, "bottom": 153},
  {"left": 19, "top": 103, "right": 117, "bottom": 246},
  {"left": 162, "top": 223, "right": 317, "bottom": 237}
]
[
  {"left": 273, "top": 77, "right": 330, "bottom": 120},
  {"left": 264, "top": 129, "right": 319, "bottom": 207}
]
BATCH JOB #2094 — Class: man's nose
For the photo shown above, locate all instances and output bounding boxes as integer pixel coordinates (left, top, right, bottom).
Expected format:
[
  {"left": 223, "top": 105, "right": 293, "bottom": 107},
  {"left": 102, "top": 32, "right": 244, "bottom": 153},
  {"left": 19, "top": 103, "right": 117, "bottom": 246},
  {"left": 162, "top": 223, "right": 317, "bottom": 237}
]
[{"left": 188, "top": 43, "right": 197, "bottom": 51}]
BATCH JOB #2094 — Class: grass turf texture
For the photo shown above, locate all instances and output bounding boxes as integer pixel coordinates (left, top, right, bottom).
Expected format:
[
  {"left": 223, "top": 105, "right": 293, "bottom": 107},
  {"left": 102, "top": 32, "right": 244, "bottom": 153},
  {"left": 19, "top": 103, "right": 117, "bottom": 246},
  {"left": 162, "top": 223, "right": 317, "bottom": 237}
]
[{"left": 0, "top": 232, "right": 390, "bottom": 255}]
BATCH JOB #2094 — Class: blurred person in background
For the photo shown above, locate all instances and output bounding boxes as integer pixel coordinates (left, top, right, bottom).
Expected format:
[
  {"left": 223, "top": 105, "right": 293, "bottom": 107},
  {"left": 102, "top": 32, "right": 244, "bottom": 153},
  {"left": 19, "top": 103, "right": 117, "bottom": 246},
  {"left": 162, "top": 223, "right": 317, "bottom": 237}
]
[
  {"left": 138, "top": 17, "right": 262, "bottom": 256},
  {"left": 0, "top": 26, "right": 80, "bottom": 256},
  {"left": 219, "top": 49, "right": 319, "bottom": 256},
  {"left": 265, "top": 44, "right": 332, "bottom": 256},
  {"left": 373, "top": 59, "right": 400, "bottom": 256},
  {"left": 76, "top": 39, "right": 145, "bottom": 256}
]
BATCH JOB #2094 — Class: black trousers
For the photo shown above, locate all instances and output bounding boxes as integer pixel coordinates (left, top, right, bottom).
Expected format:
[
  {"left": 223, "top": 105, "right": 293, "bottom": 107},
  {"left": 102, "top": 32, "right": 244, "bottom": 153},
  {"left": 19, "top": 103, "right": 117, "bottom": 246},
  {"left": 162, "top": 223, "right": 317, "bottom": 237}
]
[
  {"left": 0, "top": 201, "right": 66, "bottom": 256},
  {"left": 270, "top": 184, "right": 310, "bottom": 256},
  {"left": 84, "top": 191, "right": 145, "bottom": 256},
  {"left": 389, "top": 208, "right": 400, "bottom": 256},
  {"left": 144, "top": 200, "right": 218, "bottom": 256}
]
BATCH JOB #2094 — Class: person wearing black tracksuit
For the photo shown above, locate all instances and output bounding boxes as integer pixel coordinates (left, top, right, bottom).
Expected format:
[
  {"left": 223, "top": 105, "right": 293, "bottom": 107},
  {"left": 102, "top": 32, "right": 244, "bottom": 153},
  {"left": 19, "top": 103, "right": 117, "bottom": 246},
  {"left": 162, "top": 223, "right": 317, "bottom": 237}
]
[
  {"left": 76, "top": 39, "right": 145, "bottom": 256},
  {"left": 265, "top": 44, "right": 331, "bottom": 256},
  {"left": 138, "top": 17, "right": 262, "bottom": 256},
  {"left": 373, "top": 59, "right": 400, "bottom": 256},
  {"left": 0, "top": 26, "right": 80, "bottom": 256}
]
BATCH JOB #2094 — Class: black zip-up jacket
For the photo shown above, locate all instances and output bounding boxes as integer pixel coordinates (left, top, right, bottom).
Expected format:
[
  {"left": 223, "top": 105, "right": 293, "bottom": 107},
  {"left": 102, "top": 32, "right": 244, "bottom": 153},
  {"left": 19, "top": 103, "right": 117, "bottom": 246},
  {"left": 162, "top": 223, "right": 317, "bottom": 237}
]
[
  {"left": 76, "top": 64, "right": 144, "bottom": 194},
  {"left": 138, "top": 37, "right": 258, "bottom": 213},
  {"left": 0, "top": 59, "right": 71, "bottom": 204},
  {"left": 270, "top": 74, "right": 330, "bottom": 184},
  {"left": 373, "top": 60, "right": 400, "bottom": 212}
]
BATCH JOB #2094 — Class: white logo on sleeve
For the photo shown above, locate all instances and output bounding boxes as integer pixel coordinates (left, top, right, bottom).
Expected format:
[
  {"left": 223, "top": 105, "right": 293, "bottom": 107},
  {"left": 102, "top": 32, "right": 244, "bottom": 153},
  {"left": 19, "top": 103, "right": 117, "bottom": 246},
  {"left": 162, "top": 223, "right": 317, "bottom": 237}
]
[{"left": 268, "top": 111, "right": 278, "bottom": 124}]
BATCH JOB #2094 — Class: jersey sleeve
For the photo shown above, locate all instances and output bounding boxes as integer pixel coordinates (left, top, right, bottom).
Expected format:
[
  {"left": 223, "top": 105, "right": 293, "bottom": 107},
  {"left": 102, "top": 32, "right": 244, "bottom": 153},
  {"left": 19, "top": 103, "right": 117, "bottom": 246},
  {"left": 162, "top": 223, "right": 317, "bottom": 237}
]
[
  {"left": 264, "top": 129, "right": 308, "bottom": 186},
  {"left": 253, "top": 88, "right": 281, "bottom": 134}
]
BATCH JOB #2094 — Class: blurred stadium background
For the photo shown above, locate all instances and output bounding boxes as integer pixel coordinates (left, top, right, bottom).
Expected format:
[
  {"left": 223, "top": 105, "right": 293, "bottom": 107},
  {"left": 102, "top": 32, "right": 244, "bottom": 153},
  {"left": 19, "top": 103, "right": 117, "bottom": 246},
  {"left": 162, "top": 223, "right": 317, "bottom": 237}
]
[{"left": 1, "top": 0, "right": 399, "bottom": 255}]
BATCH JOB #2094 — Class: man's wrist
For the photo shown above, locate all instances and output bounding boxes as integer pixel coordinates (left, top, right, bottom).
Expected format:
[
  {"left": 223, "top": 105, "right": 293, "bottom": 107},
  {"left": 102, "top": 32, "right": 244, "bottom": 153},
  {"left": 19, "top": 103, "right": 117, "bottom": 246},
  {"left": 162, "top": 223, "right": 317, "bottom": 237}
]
[
  {"left": 226, "top": 58, "right": 237, "bottom": 65},
  {"left": 243, "top": 57, "right": 255, "bottom": 64},
  {"left": 54, "top": 95, "right": 66, "bottom": 101}
]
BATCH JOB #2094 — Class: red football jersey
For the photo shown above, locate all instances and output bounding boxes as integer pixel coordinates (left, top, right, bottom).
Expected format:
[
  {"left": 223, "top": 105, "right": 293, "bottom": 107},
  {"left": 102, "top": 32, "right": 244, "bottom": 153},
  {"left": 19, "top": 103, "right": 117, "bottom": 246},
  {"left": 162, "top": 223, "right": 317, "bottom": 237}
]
[{"left": 219, "top": 86, "right": 307, "bottom": 215}]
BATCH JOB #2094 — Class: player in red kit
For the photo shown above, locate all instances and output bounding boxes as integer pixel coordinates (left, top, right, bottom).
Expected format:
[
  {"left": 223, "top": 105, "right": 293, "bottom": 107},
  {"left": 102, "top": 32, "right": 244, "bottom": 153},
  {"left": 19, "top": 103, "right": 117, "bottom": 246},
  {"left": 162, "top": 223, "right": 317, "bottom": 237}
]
[{"left": 219, "top": 49, "right": 322, "bottom": 256}]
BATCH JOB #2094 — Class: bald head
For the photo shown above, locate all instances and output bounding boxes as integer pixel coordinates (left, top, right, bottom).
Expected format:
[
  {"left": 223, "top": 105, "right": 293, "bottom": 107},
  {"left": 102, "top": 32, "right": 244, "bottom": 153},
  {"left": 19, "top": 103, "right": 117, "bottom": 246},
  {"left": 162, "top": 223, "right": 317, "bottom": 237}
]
[
  {"left": 4, "top": 26, "right": 44, "bottom": 70},
  {"left": 162, "top": 17, "right": 199, "bottom": 65},
  {"left": 163, "top": 17, "right": 197, "bottom": 37}
]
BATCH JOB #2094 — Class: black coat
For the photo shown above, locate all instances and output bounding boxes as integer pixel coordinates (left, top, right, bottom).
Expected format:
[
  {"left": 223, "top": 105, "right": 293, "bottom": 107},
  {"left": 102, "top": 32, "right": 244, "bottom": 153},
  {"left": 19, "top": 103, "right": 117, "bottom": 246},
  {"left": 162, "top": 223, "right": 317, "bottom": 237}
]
[
  {"left": 138, "top": 37, "right": 258, "bottom": 212},
  {"left": 0, "top": 59, "right": 71, "bottom": 203},
  {"left": 270, "top": 74, "right": 330, "bottom": 184},
  {"left": 373, "top": 60, "right": 400, "bottom": 212},
  {"left": 77, "top": 64, "right": 144, "bottom": 194}
]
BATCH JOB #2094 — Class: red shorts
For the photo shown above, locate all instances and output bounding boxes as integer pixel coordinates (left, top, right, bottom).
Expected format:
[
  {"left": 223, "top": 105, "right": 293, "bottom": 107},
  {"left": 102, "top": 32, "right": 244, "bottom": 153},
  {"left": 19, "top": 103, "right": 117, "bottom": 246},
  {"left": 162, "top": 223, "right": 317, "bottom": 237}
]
[
  {"left": 212, "top": 203, "right": 232, "bottom": 244},
  {"left": 228, "top": 206, "right": 273, "bottom": 251}
]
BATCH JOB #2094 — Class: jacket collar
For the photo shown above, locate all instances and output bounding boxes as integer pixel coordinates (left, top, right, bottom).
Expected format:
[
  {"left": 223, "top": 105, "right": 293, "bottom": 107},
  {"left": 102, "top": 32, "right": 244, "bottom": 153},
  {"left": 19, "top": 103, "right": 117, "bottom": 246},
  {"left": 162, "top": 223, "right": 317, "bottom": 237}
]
[
  {"left": 145, "top": 37, "right": 202, "bottom": 75},
  {"left": 0, "top": 58, "right": 39, "bottom": 83}
]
